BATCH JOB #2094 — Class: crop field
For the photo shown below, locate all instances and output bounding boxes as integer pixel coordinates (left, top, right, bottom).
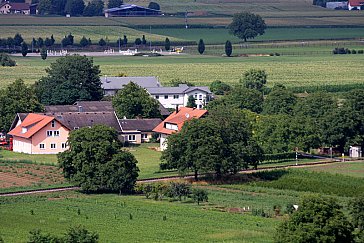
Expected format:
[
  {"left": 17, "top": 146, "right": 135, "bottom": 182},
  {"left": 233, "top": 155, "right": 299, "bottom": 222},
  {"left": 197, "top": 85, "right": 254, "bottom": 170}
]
[
  {"left": 3, "top": 53, "right": 364, "bottom": 90},
  {"left": 1, "top": 165, "right": 363, "bottom": 242},
  {"left": 304, "top": 161, "right": 364, "bottom": 178}
]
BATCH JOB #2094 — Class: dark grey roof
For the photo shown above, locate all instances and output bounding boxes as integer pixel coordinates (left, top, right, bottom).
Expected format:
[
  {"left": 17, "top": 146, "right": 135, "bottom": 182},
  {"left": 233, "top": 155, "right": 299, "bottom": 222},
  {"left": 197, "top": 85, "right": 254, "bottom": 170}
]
[
  {"left": 45, "top": 101, "right": 114, "bottom": 113},
  {"left": 119, "top": 118, "right": 162, "bottom": 132},
  {"left": 46, "top": 112, "right": 121, "bottom": 132},
  {"left": 101, "top": 76, "right": 161, "bottom": 90},
  {"left": 158, "top": 102, "right": 170, "bottom": 117},
  {"left": 146, "top": 84, "right": 212, "bottom": 95}
]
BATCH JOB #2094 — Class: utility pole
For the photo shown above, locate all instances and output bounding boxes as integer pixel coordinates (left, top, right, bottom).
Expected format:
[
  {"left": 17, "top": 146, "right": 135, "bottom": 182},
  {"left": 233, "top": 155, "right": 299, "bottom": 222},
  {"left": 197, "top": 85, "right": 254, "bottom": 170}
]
[
  {"left": 185, "top": 10, "right": 188, "bottom": 29},
  {"left": 118, "top": 35, "right": 121, "bottom": 52}
]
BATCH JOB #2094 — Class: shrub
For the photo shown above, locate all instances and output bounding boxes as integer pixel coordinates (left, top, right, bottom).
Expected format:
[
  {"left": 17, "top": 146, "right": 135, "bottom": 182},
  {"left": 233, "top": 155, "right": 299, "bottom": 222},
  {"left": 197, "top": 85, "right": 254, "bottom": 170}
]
[
  {"left": 358, "top": 50, "right": 364, "bottom": 54},
  {"left": 275, "top": 53, "right": 280, "bottom": 56},
  {"left": 192, "top": 188, "right": 208, "bottom": 205},
  {"left": 352, "top": 49, "right": 357, "bottom": 54},
  {"left": 0, "top": 53, "right": 16, "bottom": 66}
]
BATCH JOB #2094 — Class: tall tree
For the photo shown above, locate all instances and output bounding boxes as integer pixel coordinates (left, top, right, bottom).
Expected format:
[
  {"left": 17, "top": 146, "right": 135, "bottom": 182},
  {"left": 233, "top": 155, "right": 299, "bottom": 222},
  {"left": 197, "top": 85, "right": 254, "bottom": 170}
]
[
  {"left": 263, "top": 84, "right": 297, "bottom": 115},
  {"left": 112, "top": 82, "right": 161, "bottom": 119},
  {"left": 35, "top": 55, "right": 103, "bottom": 105},
  {"left": 21, "top": 42, "right": 28, "bottom": 57},
  {"left": 79, "top": 36, "right": 90, "bottom": 47},
  {"left": 0, "top": 79, "right": 43, "bottom": 132},
  {"left": 58, "top": 125, "right": 139, "bottom": 193},
  {"left": 108, "top": 0, "right": 123, "bottom": 8},
  {"left": 229, "top": 85, "right": 264, "bottom": 113},
  {"left": 209, "top": 80, "right": 231, "bottom": 95},
  {"left": 165, "top": 37, "right": 171, "bottom": 51},
  {"left": 275, "top": 195, "right": 354, "bottom": 243},
  {"left": 65, "top": 0, "right": 85, "bottom": 16},
  {"left": 148, "top": 2, "right": 160, "bottom": 10},
  {"left": 83, "top": 0, "right": 104, "bottom": 16},
  {"left": 198, "top": 39, "right": 205, "bottom": 54},
  {"left": 228, "top": 12, "right": 266, "bottom": 42},
  {"left": 37, "top": 0, "right": 52, "bottom": 14},
  {"left": 13, "top": 33, "right": 23, "bottom": 46},
  {"left": 40, "top": 47, "right": 47, "bottom": 60},
  {"left": 225, "top": 40, "right": 232, "bottom": 57}
]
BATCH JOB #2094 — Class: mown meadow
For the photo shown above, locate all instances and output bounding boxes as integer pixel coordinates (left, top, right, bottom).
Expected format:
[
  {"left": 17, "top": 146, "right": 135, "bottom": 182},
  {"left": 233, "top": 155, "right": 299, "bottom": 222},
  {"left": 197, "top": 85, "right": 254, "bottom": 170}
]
[{"left": 1, "top": 164, "right": 364, "bottom": 242}]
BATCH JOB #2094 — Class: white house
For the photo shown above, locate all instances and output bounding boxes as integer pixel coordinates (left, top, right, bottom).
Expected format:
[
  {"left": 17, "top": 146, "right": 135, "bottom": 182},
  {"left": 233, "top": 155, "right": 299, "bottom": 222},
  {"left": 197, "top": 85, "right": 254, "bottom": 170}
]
[{"left": 147, "top": 84, "right": 212, "bottom": 109}]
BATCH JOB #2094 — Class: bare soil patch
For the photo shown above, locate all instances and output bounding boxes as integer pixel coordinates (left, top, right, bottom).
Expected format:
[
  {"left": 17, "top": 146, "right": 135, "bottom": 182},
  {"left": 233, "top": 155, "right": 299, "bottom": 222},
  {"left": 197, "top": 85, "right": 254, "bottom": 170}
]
[{"left": 0, "top": 162, "right": 64, "bottom": 189}]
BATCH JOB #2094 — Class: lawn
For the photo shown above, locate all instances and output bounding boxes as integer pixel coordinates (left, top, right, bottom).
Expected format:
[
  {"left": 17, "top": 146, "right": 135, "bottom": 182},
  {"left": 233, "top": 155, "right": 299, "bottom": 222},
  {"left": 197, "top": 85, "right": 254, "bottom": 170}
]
[
  {"left": 3, "top": 53, "right": 364, "bottom": 90},
  {"left": 303, "top": 161, "right": 364, "bottom": 178}
]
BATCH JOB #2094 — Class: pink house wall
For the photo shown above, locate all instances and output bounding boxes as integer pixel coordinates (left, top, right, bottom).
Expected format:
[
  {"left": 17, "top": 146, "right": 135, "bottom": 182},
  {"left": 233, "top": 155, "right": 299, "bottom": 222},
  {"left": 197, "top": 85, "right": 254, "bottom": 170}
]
[{"left": 31, "top": 121, "right": 69, "bottom": 154}]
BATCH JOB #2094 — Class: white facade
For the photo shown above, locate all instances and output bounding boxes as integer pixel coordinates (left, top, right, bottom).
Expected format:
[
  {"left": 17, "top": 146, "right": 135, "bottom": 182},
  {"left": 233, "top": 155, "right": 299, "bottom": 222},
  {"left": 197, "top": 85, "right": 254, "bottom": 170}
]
[
  {"left": 160, "top": 133, "right": 168, "bottom": 151},
  {"left": 12, "top": 137, "right": 32, "bottom": 154},
  {"left": 349, "top": 146, "right": 362, "bottom": 158}
]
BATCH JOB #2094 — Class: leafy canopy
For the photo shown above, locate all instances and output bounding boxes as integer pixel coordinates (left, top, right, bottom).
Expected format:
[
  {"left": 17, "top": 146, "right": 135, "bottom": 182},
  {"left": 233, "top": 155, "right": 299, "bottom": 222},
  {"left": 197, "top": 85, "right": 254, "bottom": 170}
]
[
  {"left": 35, "top": 55, "right": 103, "bottom": 105},
  {"left": 228, "top": 12, "right": 266, "bottom": 42},
  {"left": 112, "top": 82, "right": 161, "bottom": 119},
  {"left": 58, "top": 125, "right": 139, "bottom": 193}
]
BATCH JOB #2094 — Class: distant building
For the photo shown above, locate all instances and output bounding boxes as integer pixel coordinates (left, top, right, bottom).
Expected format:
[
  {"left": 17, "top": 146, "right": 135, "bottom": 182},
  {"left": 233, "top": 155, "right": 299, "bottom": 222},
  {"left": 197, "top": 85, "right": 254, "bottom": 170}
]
[
  {"left": 104, "top": 4, "right": 161, "bottom": 17},
  {"left": 326, "top": 1, "right": 348, "bottom": 9},
  {"left": 119, "top": 118, "right": 162, "bottom": 143},
  {"left": 348, "top": 0, "right": 364, "bottom": 10},
  {"left": 147, "top": 84, "right": 212, "bottom": 109},
  {"left": 101, "top": 76, "right": 161, "bottom": 96},
  {"left": 349, "top": 146, "right": 362, "bottom": 158},
  {"left": 0, "top": 2, "right": 30, "bottom": 14},
  {"left": 153, "top": 107, "right": 208, "bottom": 150}
]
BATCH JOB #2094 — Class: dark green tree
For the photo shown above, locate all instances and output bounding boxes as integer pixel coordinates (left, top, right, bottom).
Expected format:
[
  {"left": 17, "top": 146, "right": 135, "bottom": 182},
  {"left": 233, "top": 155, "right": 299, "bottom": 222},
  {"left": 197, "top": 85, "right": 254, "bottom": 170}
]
[
  {"left": 32, "top": 38, "right": 37, "bottom": 49},
  {"left": 198, "top": 39, "right": 205, "bottom": 54},
  {"left": 263, "top": 84, "right": 297, "bottom": 115},
  {"left": 79, "top": 36, "right": 89, "bottom": 47},
  {"left": 349, "top": 196, "right": 364, "bottom": 242},
  {"left": 123, "top": 35, "right": 128, "bottom": 46},
  {"left": 148, "top": 1, "right": 160, "bottom": 10},
  {"left": 44, "top": 37, "right": 53, "bottom": 47},
  {"left": 112, "top": 82, "right": 161, "bottom": 119},
  {"left": 209, "top": 80, "right": 231, "bottom": 95},
  {"left": 228, "top": 12, "right": 266, "bottom": 42},
  {"left": 225, "top": 40, "right": 232, "bottom": 57},
  {"left": 165, "top": 37, "right": 171, "bottom": 51},
  {"left": 192, "top": 188, "right": 208, "bottom": 205},
  {"left": 0, "top": 79, "right": 43, "bottom": 132},
  {"left": 63, "top": 225, "right": 99, "bottom": 243},
  {"left": 65, "top": 0, "right": 85, "bottom": 16},
  {"left": 0, "top": 53, "right": 16, "bottom": 66},
  {"left": 229, "top": 85, "right": 264, "bottom": 113},
  {"left": 98, "top": 38, "right": 106, "bottom": 46},
  {"left": 275, "top": 195, "right": 354, "bottom": 243},
  {"left": 51, "top": 0, "right": 67, "bottom": 15},
  {"left": 58, "top": 125, "right": 139, "bottom": 193},
  {"left": 40, "top": 47, "right": 47, "bottom": 60},
  {"left": 83, "top": 0, "right": 104, "bottom": 16},
  {"left": 35, "top": 55, "right": 103, "bottom": 105},
  {"left": 108, "top": 0, "right": 123, "bottom": 8},
  {"left": 50, "top": 34, "right": 55, "bottom": 45},
  {"left": 37, "top": 37, "right": 44, "bottom": 47},
  {"left": 13, "top": 33, "right": 24, "bottom": 46},
  {"left": 186, "top": 95, "right": 197, "bottom": 108},
  {"left": 21, "top": 42, "right": 28, "bottom": 57},
  {"left": 241, "top": 69, "right": 267, "bottom": 92},
  {"left": 135, "top": 38, "right": 142, "bottom": 46},
  {"left": 37, "top": 0, "right": 52, "bottom": 14},
  {"left": 142, "top": 35, "right": 147, "bottom": 45}
]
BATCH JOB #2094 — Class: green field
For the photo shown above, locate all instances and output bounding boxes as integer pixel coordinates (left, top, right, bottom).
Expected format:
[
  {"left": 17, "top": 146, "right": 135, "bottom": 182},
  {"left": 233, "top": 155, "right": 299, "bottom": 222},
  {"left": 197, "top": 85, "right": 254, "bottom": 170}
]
[
  {"left": 304, "top": 162, "right": 364, "bottom": 178},
  {"left": 2, "top": 165, "right": 364, "bottom": 242},
  {"left": 2, "top": 53, "right": 364, "bottom": 90}
]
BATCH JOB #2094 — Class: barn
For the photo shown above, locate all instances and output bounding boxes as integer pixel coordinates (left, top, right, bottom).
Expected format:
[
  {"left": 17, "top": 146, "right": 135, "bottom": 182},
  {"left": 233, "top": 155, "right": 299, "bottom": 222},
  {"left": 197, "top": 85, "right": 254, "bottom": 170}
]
[{"left": 104, "top": 4, "right": 161, "bottom": 17}]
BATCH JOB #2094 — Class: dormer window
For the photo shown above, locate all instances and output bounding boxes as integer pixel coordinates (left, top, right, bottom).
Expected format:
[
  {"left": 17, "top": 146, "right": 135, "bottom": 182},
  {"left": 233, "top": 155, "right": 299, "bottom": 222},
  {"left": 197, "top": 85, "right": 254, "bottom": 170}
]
[
  {"left": 165, "top": 122, "right": 178, "bottom": 131},
  {"left": 51, "top": 120, "right": 55, "bottom": 127},
  {"left": 21, "top": 127, "right": 27, "bottom": 134}
]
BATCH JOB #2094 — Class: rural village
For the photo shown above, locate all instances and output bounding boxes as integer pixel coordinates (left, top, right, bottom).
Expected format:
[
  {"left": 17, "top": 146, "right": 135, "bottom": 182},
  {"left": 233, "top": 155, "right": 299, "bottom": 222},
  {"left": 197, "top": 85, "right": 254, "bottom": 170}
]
[{"left": 0, "top": 0, "right": 364, "bottom": 242}]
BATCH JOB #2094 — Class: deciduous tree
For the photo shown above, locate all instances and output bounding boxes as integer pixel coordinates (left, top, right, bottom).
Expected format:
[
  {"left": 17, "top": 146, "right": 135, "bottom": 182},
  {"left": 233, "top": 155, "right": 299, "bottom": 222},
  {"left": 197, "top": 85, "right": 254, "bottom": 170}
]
[
  {"left": 35, "top": 55, "right": 103, "bottom": 105},
  {"left": 241, "top": 69, "right": 267, "bottom": 92},
  {"left": 228, "top": 12, "right": 266, "bottom": 42},
  {"left": 186, "top": 95, "right": 197, "bottom": 108},
  {"left": 263, "top": 84, "right": 297, "bottom": 115},
  {"left": 58, "top": 125, "right": 139, "bottom": 193},
  {"left": 108, "top": 0, "right": 123, "bottom": 8},
  {"left": 65, "top": 0, "right": 85, "bottom": 16},
  {"left": 209, "top": 80, "right": 231, "bottom": 95},
  {"left": 112, "top": 82, "right": 161, "bottom": 119}
]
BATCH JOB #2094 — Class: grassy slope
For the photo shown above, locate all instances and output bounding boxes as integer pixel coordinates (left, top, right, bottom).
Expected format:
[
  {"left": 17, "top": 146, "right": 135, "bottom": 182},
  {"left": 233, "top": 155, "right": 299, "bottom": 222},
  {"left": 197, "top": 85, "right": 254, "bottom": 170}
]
[
  {"left": 303, "top": 162, "right": 364, "bottom": 178},
  {"left": 4, "top": 53, "right": 363, "bottom": 89}
]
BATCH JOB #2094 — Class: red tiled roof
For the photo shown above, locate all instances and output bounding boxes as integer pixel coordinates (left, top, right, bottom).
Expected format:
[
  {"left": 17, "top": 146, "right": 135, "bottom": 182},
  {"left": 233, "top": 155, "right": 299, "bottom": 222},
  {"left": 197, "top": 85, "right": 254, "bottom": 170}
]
[
  {"left": 153, "top": 107, "right": 207, "bottom": 135},
  {"left": 349, "top": 0, "right": 364, "bottom": 6},
  {"left": 8, "top": 114, "right": 68, "bottom": 139}
]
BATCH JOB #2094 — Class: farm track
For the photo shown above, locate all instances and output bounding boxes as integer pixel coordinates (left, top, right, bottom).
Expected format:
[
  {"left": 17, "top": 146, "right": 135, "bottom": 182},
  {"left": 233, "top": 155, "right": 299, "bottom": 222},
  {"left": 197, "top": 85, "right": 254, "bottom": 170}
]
[{"left": 1, "top": 155, "right": 359, "bottom": 197}]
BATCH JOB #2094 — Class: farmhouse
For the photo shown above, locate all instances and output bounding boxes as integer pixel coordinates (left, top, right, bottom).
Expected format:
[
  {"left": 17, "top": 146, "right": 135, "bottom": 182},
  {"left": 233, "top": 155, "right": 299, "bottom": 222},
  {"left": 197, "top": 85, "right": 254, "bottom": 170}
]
[
  {"left": 348, "top": 0, "right": 364, "bottom": 10},
  {"left": 153, "top": 107, "right": 208, "bottom": 151},
  {"left": 147, "top": 84, "right": 212, "bottom": 109},
  {"left": 119, "top": 118, "right": 162, "bottom": 144},
  {"left": 8, "top": 114, "right": 70, "bottom": 154},
  {"left": 101, "top": 76, "right": 161, "bottom": 96},
  {"left": 104, "top": 4, "right": 161, "bottom": 17},
  {"left": 0, "top": 2, "right": 30, "bottom": 14}
]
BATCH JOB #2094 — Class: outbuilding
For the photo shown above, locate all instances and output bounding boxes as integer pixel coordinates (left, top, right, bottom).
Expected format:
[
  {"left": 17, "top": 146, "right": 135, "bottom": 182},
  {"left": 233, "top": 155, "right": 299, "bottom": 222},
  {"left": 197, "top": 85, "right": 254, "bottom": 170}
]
[{"left": 104, "top": 4, "right": 161, "bottom": 17}]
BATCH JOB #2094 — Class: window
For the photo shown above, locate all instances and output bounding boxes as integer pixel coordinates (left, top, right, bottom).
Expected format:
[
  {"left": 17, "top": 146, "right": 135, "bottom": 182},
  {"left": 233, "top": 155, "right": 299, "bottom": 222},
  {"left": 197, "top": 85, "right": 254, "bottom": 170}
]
[
  {"left": 199, "top": 94, "right": 203, "bottom": 100},
  {"left": 47, "top": 131, "right": 53, "bottom": 137},
  {"left": 74, "top": 127, "right": 79, "bottom": 130},
  {"left": 50, "top": 143, "right": 56, "bottom": 149},
  {"left": 61, "top": 143, "right": 67, "bottom": 149},
  {"left": 39, "top": 144, "right": 45, "bottom": 149},
  {"left": 164, "top": 95, "right": 168, "bottom": 99},
  {"left": 173, "top": 95, "right": 179, "bottom": 99},
  {"left": 128, "top": 135, "right": 136, "bottom": 141},
  {"left": 54, "top": 131, "right": 60, "bottom": 136},
  {"left": 194, "top": 93, "right": 197, "bottom": 99},
  {"left": 155, "top": 95, "right": 159, "bottom": 99},
  {"left": 51, "top": 120, "right": 55, "bottom": 127},
  {"left": 199, "top": 104, "right": 203, "bottom": 109},
  {"left": 142, "top": 134, "right": 148, "bottom": 139},
  {"left": 165, "top": 123, "right": 178, "bottom": 131}
]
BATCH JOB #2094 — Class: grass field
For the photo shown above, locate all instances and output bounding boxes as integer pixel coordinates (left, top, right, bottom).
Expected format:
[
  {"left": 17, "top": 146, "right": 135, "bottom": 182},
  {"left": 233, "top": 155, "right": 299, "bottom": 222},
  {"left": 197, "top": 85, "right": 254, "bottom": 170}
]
[
  {"left": 304, "top": 161, "right": 364, "bottom": 178},
  {"left": 3, "top": 53, "right": 364, "bottom": 89},
  {"left": 2, "top": 165, "right": 363, "bottom": 242}
]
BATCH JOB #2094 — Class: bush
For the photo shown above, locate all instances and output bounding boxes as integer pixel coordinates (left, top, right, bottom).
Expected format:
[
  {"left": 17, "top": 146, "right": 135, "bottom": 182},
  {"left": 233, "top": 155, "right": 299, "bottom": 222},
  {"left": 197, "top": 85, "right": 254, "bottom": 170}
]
[
  {"left": 352, "top": 49, "right": 357, "bottom": 54},
  {"left": 0, "top": 53, "right": 16, "bottom": 66},
  {"left": 192, "top": 188, "right": 208, "bottom": 205},
  {"left": 275, "top": 53, "right": 280, "bottom": 56},
  {"left": 358, "top": 50, "right": 364, "bottom": 54}
]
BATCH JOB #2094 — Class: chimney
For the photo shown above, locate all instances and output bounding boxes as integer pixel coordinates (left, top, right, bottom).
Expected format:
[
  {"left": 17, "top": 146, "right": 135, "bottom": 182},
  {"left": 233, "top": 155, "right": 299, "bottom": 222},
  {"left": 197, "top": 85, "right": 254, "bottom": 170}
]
[{"left": 78, "top": 105, "right": 83, "bottom": 112}]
